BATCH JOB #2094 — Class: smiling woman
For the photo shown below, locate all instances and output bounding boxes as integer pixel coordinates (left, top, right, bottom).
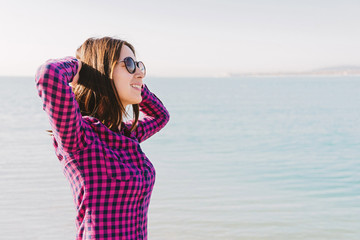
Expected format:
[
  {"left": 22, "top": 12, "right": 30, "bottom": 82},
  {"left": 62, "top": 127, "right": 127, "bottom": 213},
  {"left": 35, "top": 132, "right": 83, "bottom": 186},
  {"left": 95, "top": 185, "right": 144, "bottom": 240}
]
[
  {"left": 73, "top": 37, "right": 143, "bottom": 132},
  {"left": 35, "top": 36, "right": 170, "bottom": 240},
  {"left": 112, "top": 46, "right": 146, "bottom": 108}
]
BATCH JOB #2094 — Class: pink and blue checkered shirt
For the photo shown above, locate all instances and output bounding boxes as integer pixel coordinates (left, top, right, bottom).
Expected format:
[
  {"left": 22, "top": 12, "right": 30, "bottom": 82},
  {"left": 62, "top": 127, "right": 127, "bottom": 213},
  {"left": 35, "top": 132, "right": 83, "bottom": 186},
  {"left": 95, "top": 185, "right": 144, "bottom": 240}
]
[{"left": 35, "top": 57, "right": 170, "bottom": 239}]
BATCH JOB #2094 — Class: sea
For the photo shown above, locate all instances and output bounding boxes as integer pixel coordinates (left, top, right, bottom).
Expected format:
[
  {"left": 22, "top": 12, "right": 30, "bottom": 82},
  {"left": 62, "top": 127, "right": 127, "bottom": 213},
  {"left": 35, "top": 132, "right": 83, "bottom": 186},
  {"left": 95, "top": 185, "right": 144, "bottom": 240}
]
[{"left": 0, "top": 76, "right": 359, "bottom": 240}]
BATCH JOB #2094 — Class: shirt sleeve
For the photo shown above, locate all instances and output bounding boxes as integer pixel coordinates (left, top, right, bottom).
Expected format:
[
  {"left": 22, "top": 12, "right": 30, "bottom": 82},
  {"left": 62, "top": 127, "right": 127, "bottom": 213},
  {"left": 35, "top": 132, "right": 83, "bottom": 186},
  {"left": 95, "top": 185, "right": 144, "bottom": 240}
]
[
  {"left": 125, "top": 84, "right": 170, "bottom": 143},
  {"left": 35, "top": 56, "right": 86, "bottom": 152}
]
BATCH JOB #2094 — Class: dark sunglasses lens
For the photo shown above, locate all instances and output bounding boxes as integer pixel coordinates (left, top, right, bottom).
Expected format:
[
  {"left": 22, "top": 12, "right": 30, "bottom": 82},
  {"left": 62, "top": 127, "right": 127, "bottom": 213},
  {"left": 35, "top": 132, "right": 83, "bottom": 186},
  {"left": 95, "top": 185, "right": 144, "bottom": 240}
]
[
  {"left": 138, "top": 61, "right": 146, "bottom": 75},
  {"left": 124, "top": 57, "right": 136, "bottom": 73}
]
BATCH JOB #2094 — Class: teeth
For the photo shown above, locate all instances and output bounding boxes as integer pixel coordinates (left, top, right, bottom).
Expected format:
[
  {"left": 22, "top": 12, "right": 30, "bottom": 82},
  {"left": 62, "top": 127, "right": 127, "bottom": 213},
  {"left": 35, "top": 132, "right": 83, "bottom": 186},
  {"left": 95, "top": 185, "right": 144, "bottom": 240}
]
[{"left": 130, "top": 84, "right": 141, "bottom": 89}]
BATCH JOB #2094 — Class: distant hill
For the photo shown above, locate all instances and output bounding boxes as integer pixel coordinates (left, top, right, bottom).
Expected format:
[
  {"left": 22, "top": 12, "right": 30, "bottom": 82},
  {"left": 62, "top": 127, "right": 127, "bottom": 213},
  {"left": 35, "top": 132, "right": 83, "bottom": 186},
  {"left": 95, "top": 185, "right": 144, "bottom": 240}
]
[
  {"left": 308, "top": 66, "right": 360, "bottom": 74},
  {"left": 230, "top": 66, "right": 360, "bottom": 77}
]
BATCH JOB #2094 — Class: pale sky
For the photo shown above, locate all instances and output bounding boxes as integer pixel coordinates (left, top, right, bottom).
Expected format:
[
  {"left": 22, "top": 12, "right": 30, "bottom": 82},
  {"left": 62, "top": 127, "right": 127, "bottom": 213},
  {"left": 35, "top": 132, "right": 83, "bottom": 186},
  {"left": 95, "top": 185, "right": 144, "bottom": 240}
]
[{"left": 0, "top": 0, "right": 359, "bottom": 77}]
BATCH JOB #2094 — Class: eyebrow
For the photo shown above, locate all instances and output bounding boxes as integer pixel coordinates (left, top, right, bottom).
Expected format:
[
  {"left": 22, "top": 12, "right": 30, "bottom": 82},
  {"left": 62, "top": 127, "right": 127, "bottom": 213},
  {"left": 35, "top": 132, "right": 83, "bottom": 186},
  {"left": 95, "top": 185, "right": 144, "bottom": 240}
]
[{"left": 119, "top": 56, "right": 137, "bottom": 61}]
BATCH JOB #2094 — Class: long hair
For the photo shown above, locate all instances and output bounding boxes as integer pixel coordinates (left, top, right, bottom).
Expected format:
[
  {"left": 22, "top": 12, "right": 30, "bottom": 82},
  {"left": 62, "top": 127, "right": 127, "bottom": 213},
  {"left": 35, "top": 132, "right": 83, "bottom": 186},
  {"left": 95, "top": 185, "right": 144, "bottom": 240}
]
[{"left": 73, "top": 37, "right": 140, "bottom": 133}]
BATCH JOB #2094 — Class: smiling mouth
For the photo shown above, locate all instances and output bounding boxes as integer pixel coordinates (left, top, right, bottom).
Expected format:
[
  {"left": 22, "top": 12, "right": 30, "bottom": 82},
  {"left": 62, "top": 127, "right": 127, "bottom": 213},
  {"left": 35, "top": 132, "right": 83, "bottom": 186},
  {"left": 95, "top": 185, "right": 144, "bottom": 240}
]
[{"left": 130, "top": 84, "right": 142, "bottom": 91}]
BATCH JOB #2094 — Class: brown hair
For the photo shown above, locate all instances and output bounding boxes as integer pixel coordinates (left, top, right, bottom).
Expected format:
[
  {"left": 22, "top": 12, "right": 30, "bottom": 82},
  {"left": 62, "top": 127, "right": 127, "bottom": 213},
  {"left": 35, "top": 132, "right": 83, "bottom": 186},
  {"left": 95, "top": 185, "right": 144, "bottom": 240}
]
[{"left": 73, "top": 37, "right": 139, "bottom": 133}]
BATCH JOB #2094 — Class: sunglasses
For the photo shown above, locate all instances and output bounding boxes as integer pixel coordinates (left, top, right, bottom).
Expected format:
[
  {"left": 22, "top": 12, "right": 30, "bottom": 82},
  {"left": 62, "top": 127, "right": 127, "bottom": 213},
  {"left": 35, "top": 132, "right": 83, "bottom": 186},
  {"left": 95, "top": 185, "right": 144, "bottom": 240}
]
[{"left": 117, "top": 57, "right": 146, "bottom": 76}]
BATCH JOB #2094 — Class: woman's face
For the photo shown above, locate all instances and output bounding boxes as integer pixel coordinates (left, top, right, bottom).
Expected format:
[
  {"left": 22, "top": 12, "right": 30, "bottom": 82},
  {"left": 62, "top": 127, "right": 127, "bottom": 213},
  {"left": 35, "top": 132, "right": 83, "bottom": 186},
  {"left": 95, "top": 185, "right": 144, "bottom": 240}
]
[{"left": 112, "top": 45, "right": 144, "bottom": 107}]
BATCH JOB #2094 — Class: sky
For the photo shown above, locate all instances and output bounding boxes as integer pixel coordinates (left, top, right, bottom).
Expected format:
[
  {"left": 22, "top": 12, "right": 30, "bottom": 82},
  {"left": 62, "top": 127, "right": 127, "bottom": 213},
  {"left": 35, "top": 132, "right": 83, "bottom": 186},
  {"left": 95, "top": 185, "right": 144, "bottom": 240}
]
[{"left": 0, "top": 0, "right": 359, "bottom": 77}]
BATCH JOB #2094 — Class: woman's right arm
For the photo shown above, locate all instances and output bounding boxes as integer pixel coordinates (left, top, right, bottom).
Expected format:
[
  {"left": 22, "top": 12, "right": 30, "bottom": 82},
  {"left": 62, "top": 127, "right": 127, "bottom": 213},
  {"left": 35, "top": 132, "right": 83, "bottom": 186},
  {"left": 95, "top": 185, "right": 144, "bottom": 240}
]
[{"left": 35, "top": 57, "right": 85, "bottom": 152}]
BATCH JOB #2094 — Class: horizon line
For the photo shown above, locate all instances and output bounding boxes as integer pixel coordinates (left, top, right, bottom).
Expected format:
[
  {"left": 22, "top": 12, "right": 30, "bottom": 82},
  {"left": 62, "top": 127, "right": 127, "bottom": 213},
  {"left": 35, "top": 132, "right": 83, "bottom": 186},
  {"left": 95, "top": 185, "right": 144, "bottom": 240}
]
[{"left": 2, "top": 65, "right": 360, "bottom": 79}]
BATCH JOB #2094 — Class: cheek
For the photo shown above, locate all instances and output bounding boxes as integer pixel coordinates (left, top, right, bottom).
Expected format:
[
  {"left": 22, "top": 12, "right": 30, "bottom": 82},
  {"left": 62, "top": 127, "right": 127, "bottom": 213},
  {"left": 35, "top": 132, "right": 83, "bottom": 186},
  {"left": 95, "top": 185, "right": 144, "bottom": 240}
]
[
  {"left": 113, "top": 73, "right": 131, "bottom": 93},
  {"left": 116, "top": 83, "right": 130, "bottom": 100}
]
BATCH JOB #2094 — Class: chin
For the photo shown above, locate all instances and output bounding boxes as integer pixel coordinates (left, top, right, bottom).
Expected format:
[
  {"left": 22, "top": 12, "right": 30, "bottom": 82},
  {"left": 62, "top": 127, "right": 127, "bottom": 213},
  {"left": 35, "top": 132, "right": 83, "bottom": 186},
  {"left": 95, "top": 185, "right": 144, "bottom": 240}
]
[
  {"left": 135, "top": 97, "right": 142, "bottom": 104},
  {"left": 131, "top": 96, "right": 142, "bottom": 105}
]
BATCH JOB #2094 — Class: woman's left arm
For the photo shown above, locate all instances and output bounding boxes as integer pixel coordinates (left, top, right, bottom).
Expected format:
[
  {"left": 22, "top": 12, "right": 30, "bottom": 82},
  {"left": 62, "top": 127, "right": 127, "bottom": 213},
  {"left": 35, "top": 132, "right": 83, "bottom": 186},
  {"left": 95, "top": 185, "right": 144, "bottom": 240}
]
[{"left": 125, "top": 84, "right": 170, "bottom": 143}]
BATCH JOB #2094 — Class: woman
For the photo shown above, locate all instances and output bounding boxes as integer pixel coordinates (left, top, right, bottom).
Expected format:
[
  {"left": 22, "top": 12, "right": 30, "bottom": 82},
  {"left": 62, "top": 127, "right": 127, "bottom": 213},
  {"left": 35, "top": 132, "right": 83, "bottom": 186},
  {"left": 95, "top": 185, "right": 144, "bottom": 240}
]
[{"left": 35, "top": 37, "right": 170, "bottom": 240}]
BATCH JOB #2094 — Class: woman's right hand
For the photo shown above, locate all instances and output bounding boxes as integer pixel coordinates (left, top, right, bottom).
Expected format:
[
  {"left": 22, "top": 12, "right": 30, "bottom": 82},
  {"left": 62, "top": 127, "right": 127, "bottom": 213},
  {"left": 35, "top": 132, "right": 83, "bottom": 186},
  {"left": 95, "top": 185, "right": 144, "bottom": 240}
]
[{"left": 71, "top": 60, "right": 82, "bottom": 87}]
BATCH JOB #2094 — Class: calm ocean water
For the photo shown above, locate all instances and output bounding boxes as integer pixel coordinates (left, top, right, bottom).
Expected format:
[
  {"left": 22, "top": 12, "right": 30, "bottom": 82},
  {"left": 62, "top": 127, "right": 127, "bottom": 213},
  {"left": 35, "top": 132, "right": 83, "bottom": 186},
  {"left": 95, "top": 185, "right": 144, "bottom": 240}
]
[{"left": 0, "top": 76, "right": 359, "bottom": 239}]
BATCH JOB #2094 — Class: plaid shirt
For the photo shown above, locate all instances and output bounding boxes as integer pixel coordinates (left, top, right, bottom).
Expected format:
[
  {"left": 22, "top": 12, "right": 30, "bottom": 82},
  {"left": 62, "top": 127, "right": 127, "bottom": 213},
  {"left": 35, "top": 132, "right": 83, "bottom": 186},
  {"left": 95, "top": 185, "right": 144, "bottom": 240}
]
[{"left": 35, "top": 57, "right": 170, "bottom": 239}]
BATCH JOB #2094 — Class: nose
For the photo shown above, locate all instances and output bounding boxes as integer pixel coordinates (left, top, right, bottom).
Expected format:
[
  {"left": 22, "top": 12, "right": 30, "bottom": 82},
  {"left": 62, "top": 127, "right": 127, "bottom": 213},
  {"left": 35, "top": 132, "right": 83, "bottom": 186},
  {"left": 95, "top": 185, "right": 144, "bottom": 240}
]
[{"left": 134, "top": 65, "right": 145, "bottom": 78}]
